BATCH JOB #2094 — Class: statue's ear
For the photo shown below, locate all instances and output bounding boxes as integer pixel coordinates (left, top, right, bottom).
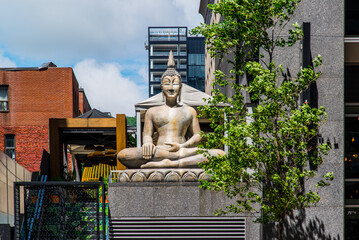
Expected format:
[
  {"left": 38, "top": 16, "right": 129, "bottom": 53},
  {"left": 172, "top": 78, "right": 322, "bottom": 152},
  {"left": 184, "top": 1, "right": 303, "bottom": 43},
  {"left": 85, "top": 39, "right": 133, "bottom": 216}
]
[
  {"left": 160, "top": 82, "right": 165, "bottom": 102},
  {"left": 160, "top": 83, "right": 165, "bottom": 102},
  {"left": 178, "top": 85, "right": 182, "bottom": 102}
]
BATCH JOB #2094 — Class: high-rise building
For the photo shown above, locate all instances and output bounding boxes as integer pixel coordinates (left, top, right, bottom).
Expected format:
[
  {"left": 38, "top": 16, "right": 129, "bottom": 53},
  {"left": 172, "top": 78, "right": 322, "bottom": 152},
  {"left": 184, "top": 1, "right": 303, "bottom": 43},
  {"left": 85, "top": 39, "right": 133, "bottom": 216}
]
[{"left": 147, "top": 27, "right": 205, "bottom": 97}]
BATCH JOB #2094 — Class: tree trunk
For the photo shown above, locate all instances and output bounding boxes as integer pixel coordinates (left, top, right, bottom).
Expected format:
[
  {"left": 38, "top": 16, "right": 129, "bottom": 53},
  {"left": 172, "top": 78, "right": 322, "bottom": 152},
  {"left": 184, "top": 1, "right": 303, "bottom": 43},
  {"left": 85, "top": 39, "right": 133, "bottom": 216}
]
[{"left": 278, "top": 218, "right": 284, "bottom": 240}]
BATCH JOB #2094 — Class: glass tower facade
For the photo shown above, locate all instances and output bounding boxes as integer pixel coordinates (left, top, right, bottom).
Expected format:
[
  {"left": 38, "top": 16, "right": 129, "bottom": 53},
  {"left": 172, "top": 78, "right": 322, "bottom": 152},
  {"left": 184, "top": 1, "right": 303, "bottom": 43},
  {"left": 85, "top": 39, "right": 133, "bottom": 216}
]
[
  {"left": 147, "top": 27, "right": 205, "bottom": 97},
  {"left": 187, "top": 37, "right": 205, "bottom": 92}
]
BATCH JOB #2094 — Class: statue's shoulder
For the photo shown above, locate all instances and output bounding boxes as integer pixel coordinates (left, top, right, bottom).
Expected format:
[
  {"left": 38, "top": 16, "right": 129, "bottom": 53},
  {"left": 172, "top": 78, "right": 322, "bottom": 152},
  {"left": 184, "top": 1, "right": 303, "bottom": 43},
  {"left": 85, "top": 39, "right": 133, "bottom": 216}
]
[
  {"left": 146, "top": 105, "right": 163, "bottom": 116},
  {"left": 181, "top": 104, "right": 197, "bottom": 115}
]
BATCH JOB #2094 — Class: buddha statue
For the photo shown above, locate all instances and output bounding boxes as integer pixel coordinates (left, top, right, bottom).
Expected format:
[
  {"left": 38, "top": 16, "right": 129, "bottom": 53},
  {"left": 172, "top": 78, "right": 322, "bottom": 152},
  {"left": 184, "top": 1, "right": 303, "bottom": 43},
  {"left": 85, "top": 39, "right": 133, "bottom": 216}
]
[{"left": 118, "top": 51, "right": 225, "bottom": 169}]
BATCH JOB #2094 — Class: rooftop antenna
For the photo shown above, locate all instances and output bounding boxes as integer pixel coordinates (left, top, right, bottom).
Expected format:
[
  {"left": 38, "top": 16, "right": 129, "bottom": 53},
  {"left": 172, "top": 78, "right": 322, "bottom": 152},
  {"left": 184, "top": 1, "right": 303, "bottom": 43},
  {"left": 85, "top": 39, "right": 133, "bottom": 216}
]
[{"left": 144, "top": 37, "right": 149, "bottom": 50}]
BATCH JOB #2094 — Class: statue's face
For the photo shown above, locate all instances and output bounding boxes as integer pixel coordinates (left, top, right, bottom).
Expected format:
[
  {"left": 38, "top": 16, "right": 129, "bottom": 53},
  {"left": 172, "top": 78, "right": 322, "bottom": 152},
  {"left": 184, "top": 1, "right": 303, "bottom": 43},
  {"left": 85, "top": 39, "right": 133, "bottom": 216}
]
[{"left": 161, "top": 75, "right": 181, "bottom": 100}]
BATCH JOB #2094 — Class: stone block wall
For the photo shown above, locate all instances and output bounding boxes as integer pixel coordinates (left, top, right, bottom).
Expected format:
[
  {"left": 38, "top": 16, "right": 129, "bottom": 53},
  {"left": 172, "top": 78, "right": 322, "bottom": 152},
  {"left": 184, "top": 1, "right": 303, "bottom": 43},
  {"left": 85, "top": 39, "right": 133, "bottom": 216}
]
[
  {"left": 108, "top": 182, "right": 261, "bottom": 239},
  {"left": 265, "top": 0, "right": 345, "bottom": 239},
  {"left": 199, "top": 0, "right": 345, "bottom": 238}
]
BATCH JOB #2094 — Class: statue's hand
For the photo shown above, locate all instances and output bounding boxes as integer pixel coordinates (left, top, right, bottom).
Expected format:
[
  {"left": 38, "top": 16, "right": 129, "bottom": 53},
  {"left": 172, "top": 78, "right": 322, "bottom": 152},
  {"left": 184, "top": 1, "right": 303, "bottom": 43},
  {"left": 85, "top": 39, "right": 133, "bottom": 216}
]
[
  {"left": 163, "top": 142, "right": 182, "bottom": 152},
  {"left": 142, "top": 143, "right": 156, "bottom": 160}
]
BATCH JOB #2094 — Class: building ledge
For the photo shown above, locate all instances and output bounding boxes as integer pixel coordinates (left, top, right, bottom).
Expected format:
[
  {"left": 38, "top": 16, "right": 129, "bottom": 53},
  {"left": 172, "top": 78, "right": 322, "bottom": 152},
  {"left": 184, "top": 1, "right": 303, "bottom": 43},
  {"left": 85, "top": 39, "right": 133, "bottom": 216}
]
[{"left": 345, "top": 37, "right": 359, "bottom": 42}]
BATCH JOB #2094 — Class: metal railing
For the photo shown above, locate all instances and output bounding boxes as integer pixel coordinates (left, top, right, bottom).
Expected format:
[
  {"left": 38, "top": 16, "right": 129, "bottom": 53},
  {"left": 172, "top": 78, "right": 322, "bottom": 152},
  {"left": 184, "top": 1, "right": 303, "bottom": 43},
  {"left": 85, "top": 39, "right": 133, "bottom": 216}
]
[{"left": 14, "top": 181, "right": 106, "bottom": 239}]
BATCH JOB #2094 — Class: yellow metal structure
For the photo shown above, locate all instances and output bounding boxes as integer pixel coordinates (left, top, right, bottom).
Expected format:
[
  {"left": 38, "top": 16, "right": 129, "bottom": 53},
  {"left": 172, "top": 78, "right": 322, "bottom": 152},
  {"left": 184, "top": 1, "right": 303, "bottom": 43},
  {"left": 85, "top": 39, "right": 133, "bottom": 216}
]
[
  {"left": 49, "top": 114, "right": 127, "bottom": 179},
  {"left": 81, "top": 163, "right": 117, "bottom": 182}
]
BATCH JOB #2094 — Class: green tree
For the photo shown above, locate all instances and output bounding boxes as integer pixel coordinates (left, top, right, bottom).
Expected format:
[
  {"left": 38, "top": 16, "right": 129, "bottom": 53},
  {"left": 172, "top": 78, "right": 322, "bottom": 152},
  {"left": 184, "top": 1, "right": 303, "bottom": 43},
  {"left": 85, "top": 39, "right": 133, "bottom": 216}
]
[
  {"left": 126, "top": 116, "right": 136, "bottom": 127},
  {"left": 191, "top": 0, "right": 333, "bottom": 239},
  {"left": 125, "top": 116, "right": 137, "bottom": 147}
]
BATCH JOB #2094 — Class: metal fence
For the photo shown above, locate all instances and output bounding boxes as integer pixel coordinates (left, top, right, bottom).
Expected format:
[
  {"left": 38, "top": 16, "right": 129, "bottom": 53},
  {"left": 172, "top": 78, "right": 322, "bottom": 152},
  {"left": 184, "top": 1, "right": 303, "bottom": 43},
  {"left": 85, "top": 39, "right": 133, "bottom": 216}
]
[{"left": 14, "top": 181, "right": 106, "bottom": 240}]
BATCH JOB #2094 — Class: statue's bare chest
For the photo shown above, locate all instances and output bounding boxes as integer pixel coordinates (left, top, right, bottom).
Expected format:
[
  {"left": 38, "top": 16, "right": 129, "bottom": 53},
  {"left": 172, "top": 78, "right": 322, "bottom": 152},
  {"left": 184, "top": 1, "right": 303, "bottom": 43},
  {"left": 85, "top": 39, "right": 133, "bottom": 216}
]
[{"left": 152, "top": 107, "right": 191, "bottom": 130}]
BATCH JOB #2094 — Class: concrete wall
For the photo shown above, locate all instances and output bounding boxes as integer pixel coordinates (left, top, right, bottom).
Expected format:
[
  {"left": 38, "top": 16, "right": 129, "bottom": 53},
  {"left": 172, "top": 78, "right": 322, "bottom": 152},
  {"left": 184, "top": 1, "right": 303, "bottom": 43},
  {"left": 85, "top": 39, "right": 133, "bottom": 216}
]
[{"left": 0, "top": 151, "right": 31, "bottom": 226}]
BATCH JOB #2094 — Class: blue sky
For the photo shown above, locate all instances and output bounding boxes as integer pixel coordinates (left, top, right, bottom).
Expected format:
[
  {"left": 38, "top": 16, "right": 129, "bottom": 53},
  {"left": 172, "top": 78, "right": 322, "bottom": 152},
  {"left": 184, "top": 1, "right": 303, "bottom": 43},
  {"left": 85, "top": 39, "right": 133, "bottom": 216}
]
[{"left": 0, "top": 0, "right": 203, "bottom": 116}]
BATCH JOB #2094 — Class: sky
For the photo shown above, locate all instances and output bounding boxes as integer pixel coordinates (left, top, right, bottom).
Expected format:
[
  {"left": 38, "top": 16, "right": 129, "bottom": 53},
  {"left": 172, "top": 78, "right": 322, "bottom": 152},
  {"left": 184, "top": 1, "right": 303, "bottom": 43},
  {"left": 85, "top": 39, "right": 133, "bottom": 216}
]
[{"left": 0, "top": 0, "right": 203, "bottom": 116}]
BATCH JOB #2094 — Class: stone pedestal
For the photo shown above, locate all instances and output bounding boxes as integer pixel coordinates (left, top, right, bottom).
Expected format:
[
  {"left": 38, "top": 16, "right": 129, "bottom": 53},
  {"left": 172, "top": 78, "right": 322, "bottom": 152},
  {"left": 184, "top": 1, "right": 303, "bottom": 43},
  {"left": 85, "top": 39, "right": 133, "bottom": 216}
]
[
  {"left": 108, "top": 169, "right": 260, "bottom": 239},
  {"left": 115, "top": 168, "right": 211, "bottom": 182}
]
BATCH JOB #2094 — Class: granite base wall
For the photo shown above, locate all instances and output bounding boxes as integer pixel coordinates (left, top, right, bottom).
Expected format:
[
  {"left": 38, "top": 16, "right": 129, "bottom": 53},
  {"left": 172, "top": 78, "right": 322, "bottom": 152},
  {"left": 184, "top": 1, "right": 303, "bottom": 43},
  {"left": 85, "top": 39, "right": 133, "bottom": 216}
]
[{"left": 108, "top": 182, "right": 260, "bottom": 239}]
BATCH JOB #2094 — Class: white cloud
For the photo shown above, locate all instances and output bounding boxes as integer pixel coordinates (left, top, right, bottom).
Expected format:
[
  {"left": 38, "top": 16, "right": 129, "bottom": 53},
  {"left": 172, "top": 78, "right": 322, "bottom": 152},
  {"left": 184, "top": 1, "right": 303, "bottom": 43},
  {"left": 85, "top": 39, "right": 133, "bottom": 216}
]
[
  {"left": 0, "top": 0, "right": 203, "bottom": 65},
  {"left": 173, "top": 0, "right": 203, "bottom": 30},
  {"left": 0, "top": 51, "right": 16, "bottom": 67},
  {"left": 73, "top": 59, "right": 147, "bottom": 116},
  {"left": 0, "top": 0, "right": 203, "bottom": 115},
  {"left": 138, "top": 65, "right": 148, "bottom": 84}
]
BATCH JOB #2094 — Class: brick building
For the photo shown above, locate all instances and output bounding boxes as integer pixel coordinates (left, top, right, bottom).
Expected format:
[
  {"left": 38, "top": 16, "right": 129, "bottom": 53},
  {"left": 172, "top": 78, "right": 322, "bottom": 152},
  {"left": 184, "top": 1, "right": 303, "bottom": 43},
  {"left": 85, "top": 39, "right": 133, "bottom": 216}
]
[{"left": 0, "top": 62, "right": 91, "bottom": 172}]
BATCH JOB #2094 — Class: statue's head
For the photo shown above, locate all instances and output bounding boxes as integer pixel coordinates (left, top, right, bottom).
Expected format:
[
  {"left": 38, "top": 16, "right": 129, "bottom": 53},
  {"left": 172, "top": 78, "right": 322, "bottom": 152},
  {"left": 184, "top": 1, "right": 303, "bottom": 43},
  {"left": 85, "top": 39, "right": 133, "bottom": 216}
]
[{"left": 161, "top": 50, "right": 182, "bottom": 102}]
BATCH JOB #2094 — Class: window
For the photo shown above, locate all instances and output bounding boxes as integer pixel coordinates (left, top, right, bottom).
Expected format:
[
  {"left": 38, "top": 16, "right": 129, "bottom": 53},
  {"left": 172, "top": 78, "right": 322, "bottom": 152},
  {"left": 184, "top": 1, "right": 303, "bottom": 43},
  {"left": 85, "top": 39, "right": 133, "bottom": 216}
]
[
  {"left": 150, "top": 85, "right": 162, "bottom": 96},
  {"left": 151, "top": 44, "right": 178, "bottom": 56},
  {"left": 150, "top": 28, "right": 179, "bottom": 41},
  {"left": 188, "top": 54, "right": 205, "bottom": 66},
  {"left": 179, "top": 28, "right": 187, "bottom": 41},
  {"left": 0, "top": 85, "right": 8, "bottom": 111},
  {"left": 153, "top": 86, "right": 162, "bottom": 95},
  {"left": 5, "top": 135, "right": 15, "bottom": 160},
  {"left": 346, "top": 0, "right": 359, "bottom": 36},
  {"left": 188, "top": 66, "right": 205, "bottom": 78},
  {"left": 345, "top": 63, "right": 359, "bottom": 238}
]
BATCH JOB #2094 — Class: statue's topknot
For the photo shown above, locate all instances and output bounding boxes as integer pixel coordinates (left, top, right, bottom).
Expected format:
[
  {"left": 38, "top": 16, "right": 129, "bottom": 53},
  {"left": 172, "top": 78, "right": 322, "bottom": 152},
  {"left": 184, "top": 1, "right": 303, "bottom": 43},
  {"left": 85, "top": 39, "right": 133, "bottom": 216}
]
[{"left": 161, "top": 50, "right": 181, "bottom": 81}]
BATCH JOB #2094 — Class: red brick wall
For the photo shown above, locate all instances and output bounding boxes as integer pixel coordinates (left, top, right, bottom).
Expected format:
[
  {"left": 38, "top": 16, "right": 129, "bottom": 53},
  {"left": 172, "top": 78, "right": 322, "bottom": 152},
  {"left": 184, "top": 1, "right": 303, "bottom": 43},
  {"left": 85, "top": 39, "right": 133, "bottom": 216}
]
[
  {"left": 79, "top": 89, "right": 91, "bottom": 115},
  {"left": 0, "top": 125, "right": 48, "bottom": 172},
  {"left": 79, "top": 91, "right": 84, "bottom": 115},
  {"left": 83, "top": 92, "right": 91, "bottom": 113},
  {"left": 0, "top": 68, "right": 76, "bottom": 126},
  {"left": 0, "top": 67, "right": 84, "bottom": 172},
  {"left": 72, "top": 71, "right": 79, "bottom": 117}
]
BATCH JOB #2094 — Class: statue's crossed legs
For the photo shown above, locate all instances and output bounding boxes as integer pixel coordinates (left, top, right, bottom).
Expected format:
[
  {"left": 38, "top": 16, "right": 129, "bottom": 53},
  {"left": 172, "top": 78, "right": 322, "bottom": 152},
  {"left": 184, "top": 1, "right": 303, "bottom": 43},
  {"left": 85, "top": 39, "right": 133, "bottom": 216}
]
[{"left": 118, "top": 147, "right": 225, "bottom": 169}]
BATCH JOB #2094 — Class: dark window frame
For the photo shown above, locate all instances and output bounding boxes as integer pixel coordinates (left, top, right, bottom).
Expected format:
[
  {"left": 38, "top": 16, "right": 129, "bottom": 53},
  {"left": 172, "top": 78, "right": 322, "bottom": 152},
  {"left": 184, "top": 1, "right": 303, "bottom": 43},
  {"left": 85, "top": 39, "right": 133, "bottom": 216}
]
[
  {"left": 0, "top": 85, "right": 9, "bottom": 112},
  {"left": 5, "top": 134, "right": 15, "bottom": 160}
]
